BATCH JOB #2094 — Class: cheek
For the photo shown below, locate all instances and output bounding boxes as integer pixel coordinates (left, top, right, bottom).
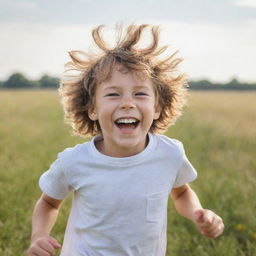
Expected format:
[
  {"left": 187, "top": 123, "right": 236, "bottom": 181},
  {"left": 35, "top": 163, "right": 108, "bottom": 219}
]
[
  {"left": 144, "top": 99, "right": 158, "bottom": 111},
  {"left": 97, "top": 105, "right": 114, "bottom": 123}
]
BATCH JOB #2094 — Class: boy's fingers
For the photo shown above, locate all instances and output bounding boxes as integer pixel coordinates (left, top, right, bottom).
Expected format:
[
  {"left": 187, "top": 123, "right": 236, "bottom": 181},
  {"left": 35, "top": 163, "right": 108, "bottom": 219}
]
[
  {"left": 194, "top": 209, "right": 224, "bottom": 238},
  {"left": 195, "top": 209, "right": 213, "bottom": 225},
  {"left": 202, "top": 221, "right": 224, "bottom": 238},
  {"left": 37, "top": 239, "right": 55, "bottom": 254},
  {"left": 28, "top": 237, "right": 61, "bottom": 256},
  {"left": 199, "top": 214, "right": 224, "bottom": 238},
  {"left": 48, "top": 237, "right": 61, "bottom": 248},
  {"left": 201, "top": 219, "right": 218, "bottom": 234},
  {"left": 198, "top": 216, "right": 213, "bottom": 229},
  {"left": 30, "top": 245, "right": 51, "bottom": 256}
]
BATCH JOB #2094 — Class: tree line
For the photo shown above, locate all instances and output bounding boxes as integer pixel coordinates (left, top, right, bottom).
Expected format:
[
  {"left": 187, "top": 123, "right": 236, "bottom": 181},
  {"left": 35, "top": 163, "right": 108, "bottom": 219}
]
[
  {"left": 0, "top": 73, "right": 59, "bottom": 89},
  {"left": 1, "top": 72, "right": 256, "bottom": 90}
]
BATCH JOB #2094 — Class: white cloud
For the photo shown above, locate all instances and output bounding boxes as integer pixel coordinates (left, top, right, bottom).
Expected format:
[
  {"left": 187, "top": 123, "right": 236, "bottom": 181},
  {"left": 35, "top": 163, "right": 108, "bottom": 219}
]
[
  {"left": 144, "top": 20, "right": 256, "bottom": 82},
  {"left": 234, "top": 0, "right": 256, "bottom": 8},
  {"left": 13, "top": 0, "right": 38, "bottom": 9},
  {"left": 1, "top": 0, "right": 255, "bottom": 26},
  {"left": 0, "top": 23, "right": 96, "bottom": 79},
  {"left": 0, "top": 21, "right": 255, "bottom": 82}
]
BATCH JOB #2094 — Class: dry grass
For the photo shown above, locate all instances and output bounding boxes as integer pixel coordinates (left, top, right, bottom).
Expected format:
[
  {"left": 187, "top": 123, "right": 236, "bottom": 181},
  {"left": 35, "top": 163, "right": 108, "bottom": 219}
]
[
  {"left": 0, "top": 90, "right": 255, "bottom": 255},
  {"left": 185, "top": 91, "right": 256, "bottom": 138}
]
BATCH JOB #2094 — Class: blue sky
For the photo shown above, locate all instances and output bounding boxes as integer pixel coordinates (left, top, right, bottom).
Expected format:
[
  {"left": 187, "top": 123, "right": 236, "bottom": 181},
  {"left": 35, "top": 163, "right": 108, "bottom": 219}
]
[{"left": 1, "top": 0, "right": 256, "bottom": 82}]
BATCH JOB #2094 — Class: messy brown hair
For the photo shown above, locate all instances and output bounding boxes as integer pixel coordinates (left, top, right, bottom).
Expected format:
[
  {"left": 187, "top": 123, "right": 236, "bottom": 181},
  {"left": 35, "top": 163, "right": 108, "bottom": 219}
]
[{"left": 59, "top": 24, "right": 188, "bottom": 137}]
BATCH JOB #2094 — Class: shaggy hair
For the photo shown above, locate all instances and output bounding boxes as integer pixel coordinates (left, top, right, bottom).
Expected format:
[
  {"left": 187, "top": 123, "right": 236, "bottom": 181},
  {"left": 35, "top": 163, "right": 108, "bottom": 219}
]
[{"left": 59, "top": 24, "right": 188, "bottom": 137}]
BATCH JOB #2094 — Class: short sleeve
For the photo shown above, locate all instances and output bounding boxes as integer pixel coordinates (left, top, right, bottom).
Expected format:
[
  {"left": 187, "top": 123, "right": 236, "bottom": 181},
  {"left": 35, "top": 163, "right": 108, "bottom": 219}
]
[
  {"left": 39, "top": 151, "right": 73, "bottom": 200},
  {"left": 173, "top": 143, "right": 198, "bottom": 188}
]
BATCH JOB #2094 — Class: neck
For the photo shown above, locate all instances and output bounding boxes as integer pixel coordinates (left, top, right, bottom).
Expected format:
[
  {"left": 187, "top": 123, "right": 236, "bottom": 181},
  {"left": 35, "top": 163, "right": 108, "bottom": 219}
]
[{"left": 95, "top": 135, "right": 149, "bottom": 158}]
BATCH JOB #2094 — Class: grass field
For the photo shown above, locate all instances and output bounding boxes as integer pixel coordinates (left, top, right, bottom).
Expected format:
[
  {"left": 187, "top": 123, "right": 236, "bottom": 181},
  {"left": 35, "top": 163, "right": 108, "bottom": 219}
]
[{"left": 0, "top": 90, "right": 255, "bottom": 255}]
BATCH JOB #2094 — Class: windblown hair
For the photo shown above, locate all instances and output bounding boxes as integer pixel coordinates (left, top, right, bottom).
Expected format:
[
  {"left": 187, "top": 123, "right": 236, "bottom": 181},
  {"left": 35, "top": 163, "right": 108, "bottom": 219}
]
[{"left": 59, "top": 24, "right": 188, "bottom": 137}]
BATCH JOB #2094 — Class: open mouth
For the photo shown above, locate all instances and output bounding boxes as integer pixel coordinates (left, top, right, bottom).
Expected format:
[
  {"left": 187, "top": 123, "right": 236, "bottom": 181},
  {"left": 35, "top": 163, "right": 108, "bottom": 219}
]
[{"left": 114, "top": 118, "right": 140, "bottom": 130}]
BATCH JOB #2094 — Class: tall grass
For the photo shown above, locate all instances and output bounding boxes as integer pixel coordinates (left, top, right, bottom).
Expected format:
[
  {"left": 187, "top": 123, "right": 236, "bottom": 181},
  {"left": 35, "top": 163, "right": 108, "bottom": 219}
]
[{"left": 0, "top": 90, "right": 255, "bottom": 255}]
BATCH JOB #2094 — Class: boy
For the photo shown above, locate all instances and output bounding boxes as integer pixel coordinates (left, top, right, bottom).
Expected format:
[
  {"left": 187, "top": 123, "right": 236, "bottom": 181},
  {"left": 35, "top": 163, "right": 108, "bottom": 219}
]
[{"left": 28, "top": 24, "right": 224, "bottom": 256}]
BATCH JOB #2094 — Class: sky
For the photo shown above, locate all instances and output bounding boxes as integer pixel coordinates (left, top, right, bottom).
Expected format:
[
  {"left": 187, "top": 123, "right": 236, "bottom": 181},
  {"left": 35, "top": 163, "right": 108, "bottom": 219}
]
[{"left": 0, "top": 0, "right": 256, "bottom": 83}]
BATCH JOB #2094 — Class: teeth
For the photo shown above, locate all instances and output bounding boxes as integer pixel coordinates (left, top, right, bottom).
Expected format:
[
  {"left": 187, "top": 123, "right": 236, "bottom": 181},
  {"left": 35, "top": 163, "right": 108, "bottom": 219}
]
[{"left": 116, "top": 118, "right": 138, "bottom": 124}]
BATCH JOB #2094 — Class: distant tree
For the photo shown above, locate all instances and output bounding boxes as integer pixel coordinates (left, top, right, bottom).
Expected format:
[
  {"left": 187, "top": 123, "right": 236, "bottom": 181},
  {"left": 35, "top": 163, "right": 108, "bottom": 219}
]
[
  {"left": 3, "top": 72, "right": 33, "bottom": 88},
  {"left": 189, "top": 78, "right": 256, "bottom": 90},
  {"left": 189, "top": 80, "right": 217, "bottom": 90},
  {"left": 227, "top": 78, "right": 240, "bottom": 89},
  {"left": 38, "top": 75, "right": 59, "bottom": 88},
  {"left": 2, "top": 72, "right": 256, "bottom": 90}
]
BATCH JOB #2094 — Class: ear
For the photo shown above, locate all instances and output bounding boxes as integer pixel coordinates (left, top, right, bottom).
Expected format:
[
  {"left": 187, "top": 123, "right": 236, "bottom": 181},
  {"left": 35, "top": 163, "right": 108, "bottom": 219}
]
[
  {"left": 153, "top": 104, "right": 161, "bottom": 120},
  {"left": 88, "top": 107, "right": 98, "bottom": 121}
]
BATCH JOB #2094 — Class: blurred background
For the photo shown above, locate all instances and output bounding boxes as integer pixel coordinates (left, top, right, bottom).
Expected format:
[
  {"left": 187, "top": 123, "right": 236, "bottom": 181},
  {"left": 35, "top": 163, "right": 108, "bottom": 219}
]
[
  {"left": 1, "top": 0, "right": 256, "bottom": 85},
  {"left": 0, "top": 0, "right": 255, "bottom": 255}
]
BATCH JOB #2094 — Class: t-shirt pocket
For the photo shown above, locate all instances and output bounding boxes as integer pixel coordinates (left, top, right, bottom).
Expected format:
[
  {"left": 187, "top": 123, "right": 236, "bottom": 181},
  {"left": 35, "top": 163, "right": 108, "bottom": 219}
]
[{"left": 146, "top": 191, "right": 168, "bottom": 223}]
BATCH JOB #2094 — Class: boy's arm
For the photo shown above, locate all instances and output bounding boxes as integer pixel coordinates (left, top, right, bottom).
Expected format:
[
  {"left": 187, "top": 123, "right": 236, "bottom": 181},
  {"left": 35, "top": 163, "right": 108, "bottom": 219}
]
[
  {"left": 170, "top": 184, "right": 224, "bottom": 238},
  {"left": 28, "top": 193, "right": 62, "bottom": 255}
]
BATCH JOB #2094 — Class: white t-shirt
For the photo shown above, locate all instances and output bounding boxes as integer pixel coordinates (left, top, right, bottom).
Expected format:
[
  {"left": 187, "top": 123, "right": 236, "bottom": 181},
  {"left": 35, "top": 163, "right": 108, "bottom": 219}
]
[{"left": 39, "top": 133, "right": 197, "bottom": 256}]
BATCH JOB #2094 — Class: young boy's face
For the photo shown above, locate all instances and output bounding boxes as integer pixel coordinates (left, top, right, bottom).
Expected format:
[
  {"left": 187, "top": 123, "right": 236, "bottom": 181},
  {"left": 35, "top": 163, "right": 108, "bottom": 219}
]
[{"left": 89, "top": 64, "right": 161, "bottom": 157}]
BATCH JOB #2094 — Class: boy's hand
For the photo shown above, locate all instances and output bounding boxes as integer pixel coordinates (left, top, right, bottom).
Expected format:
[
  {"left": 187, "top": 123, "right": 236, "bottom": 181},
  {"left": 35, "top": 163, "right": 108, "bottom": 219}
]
[
  {"left": 194, "top": 209, "right": 224, "bottom": 238},
  {"left": 28, "top": 236, "right": 61, "bottom": 256}
]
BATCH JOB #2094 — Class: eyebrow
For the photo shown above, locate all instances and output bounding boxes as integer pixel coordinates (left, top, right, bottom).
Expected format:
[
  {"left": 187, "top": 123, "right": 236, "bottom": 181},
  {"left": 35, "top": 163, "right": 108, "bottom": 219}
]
[
  {"left": 103, "top": 85, "right": 150, "bottom": 91},
  {"left": 103, "top": 86, "right": 119, "bottom": 91},
  {"left": 134, "top": 85, "right": 150, "bottom": 90}
]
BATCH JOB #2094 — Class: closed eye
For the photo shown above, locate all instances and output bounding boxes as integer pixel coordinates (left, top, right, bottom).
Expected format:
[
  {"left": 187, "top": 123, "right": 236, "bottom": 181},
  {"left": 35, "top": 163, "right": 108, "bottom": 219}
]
[
  {"left": 135, "top": 92, "right": 148, "bottom": 96},
  {"left": 105, "top": 93, "right": 119, "bottom": 97}
]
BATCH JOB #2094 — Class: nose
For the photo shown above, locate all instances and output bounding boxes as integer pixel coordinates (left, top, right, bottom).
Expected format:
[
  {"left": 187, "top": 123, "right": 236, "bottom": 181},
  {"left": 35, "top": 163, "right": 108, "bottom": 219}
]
[{"left": 119, "top": 95, "right": 136, "bottom": 110}]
